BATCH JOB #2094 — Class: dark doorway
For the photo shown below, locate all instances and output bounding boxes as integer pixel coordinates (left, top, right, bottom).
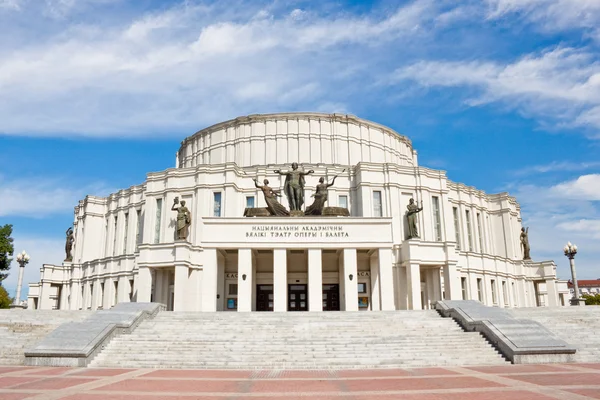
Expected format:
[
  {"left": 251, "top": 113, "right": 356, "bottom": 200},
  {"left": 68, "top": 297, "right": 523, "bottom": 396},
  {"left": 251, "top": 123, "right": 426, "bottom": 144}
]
[
  {"left": 322, "top": 284, "right": 340, "bottom": 311},
  {"left": 288, "top": 284, "right": 308, "bottom": 311},
  {"left": 256, "top": 285, "right": 274, "bottom": 311}
]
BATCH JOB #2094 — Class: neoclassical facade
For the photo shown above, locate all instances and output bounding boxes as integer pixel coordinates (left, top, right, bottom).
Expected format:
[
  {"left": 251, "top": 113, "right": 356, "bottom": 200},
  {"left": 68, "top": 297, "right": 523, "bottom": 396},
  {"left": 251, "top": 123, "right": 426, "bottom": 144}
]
[{"left": 28, "top": 113, "right": 570, "bottom": 312}]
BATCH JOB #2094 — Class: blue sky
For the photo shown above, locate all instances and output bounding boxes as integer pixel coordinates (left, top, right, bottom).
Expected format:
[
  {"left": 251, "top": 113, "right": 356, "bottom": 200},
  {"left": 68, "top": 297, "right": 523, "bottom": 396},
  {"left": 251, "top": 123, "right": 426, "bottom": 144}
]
[{"left": 1, "top": 0, "right": 599, "bottom": 298}]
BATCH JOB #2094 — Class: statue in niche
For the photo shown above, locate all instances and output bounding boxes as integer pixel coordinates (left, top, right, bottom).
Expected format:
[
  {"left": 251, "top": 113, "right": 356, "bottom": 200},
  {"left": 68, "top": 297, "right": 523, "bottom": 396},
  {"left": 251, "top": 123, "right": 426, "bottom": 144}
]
[
  {"left": 273, "top": 163, "right": 314, "bottom": 212},
  {"left": 253, "top": 178, "right": 290, "bottom": 216},
  {"left": 521, "top": 227, "right": 531, "bottom": 260},
  {"left": 64, "top": 227, "right": 75, "bottom": 261},
  {"left": 305, "top": 170, "right": 345, "bottom": 216},
  {"left": 172, "top": 197, "right": 191, "bottom": 240},
  {"left": 406, "top": 198, "right": 423, "bottom": 239}
]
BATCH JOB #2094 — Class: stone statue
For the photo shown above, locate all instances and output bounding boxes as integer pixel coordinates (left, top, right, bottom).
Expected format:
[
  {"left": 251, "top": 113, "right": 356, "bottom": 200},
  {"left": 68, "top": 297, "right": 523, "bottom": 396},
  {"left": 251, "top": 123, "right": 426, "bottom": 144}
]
[
  {"left": 521, "top": 227, "right": 531, "bottom": 260},
  {"left": 406, "top": 198, "right": 423, "bottom": 239},
  {"left": 171, "top": 197, "right": 191, "bottom": 240},
  {"left": 253, "top": 178, "right": 290, "bottom": 216},
  {"left": 273, "top": 163, "right": 314, "bottom": 211},
  {"left": 305, "top": 170, "right": 345, "bottom": 216},
  {"left": 64, "top": 227, "right": 75, "bottom": 261}
]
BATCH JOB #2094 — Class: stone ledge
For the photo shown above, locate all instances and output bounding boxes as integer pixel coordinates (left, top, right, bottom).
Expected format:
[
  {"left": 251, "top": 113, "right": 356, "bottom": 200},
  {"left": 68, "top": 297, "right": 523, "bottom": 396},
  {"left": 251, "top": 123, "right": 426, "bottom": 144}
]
[
  {"left": 24, "top": 302, "right": 165, "bottom": 367},
  {"left": 435, "top": 300, "right": 577, "bottom": 364}
]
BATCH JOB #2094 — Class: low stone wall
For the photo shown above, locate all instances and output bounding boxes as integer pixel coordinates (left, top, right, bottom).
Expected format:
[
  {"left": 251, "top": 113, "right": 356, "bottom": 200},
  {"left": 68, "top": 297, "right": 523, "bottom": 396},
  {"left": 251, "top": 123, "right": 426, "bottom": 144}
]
[
  {"left": 435, "top": 300, "right": 576, "bottom": 364},
  {"left": 24, "top": 302, "right": 165, "bottom": 367}
]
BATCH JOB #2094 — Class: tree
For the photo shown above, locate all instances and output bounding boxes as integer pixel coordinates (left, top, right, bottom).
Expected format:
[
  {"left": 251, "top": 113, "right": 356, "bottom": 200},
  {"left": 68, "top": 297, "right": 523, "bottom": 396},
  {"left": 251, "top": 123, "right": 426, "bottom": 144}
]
[
  {"left": 0, "top": 224, "right": 14, "bottom": 283},
  {"left": 583, "top": 293, "right": 600, "bottom": 306},
  {"left": 0, "top": 285, "right": 12, "bottom": 308}
]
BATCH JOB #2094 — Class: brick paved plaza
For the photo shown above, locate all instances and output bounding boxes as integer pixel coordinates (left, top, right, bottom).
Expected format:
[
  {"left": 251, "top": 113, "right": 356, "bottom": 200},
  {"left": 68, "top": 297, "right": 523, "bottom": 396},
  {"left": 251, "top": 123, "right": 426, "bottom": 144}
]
[{"left": 0, "top": 364, "right": 599, "bottom": 400}]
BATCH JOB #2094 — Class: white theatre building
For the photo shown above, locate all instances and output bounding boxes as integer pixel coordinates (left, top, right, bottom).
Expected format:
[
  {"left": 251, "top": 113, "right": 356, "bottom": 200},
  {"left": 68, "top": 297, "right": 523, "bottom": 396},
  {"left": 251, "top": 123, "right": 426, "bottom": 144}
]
[{"left": 28, "top": 113, "right": 570, "bottom": 312}]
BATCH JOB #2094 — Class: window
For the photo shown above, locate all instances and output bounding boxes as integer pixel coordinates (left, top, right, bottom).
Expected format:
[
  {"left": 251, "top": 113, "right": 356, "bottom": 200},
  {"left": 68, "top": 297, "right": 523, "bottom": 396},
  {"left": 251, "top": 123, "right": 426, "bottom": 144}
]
[
  {"left": 453, "top": 207, "right": 461, "bottom": 250},
  {"left": 112, "top": 216, "right": 118, "bottom": 256},
  {"left": 123, "top": 212, "right": 129, "bottom": 255},
  {"left": 477, "top": 213, "right": 484, "bottom": 253},
  {"left": 339, "top": 195, "right": 348, "bottom": 209},
  {"left": 491, "top": 280, "right": 497, "bottom": 304},
  {"left": 477, "top": 278, "right": 483, "bottom": 302},
  {"left": 246, "top": 196, "right": 255, "bottom": 208},
  {"left": 136, "top": 209, "right": 142, "bottom": 250},
  {"left": 89, "top": 284, "right": 94, "bottom": 309},
  {"left": 373, "top": 191, "right": 382, "bottom": 217},
  {"left": 228, "top": 284, "right": 238, "bottom": 295},
  {"left": 129, "top": 279, "right": 134, "bottom": 301},
  {"left": 432, "top": 196, "right": 442, "bottom": 241},
  {"left": 502, "top": 281, "right": 508, "bottom": 305},
  {"left": 213, "top": 192, "right": 222, "bottom": 217},
  {"left": 154, "top": 198, "right": 162, "bottom": 244},
  {"left": 461, "top": 277, "right": 468, "bottom": 300},
  {"left": 100, "top": 282, "right": 105, "bottom": 308},
  {"left": 465, "top": 210, "right": 473, "bottom": 251},
  {"left": 104, "top": 218, "right": 109, "bottom": 256},
  {"left": 357, "top": 283, "right": 367, "bottom": 293},
  {"left": 113, "top": 281, "right": 118, "bottom": 306}
]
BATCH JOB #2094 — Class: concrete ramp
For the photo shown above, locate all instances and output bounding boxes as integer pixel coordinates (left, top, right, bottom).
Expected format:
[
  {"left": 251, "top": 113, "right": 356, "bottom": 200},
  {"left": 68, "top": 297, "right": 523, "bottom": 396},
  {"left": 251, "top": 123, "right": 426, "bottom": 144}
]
[{"left": 436, "top": 300, "right": 576, "bottom": 364}]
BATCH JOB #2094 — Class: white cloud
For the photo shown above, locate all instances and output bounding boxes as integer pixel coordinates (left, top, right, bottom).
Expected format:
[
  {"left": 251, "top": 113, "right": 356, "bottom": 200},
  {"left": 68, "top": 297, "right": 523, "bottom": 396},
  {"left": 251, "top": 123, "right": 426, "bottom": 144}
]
[
  {"left": 516, "top": 161, "right": 600, "bottom": 175},
  {"left": 0, "top": 176, "right": 111, "bottom": 217},
  {"left": 2, "top": 236, "right": 63, "bottom": 300},
  {"left": 550, "top": 174, "right": 600, "bottom": 200},
  {"left": 512, "top": 173, "right": 600, "bottom": 280},
  {"left": 394, "top": 47, "right": 600, "bottom": 133},
  {"left": 486, "top": 0, "right": 600, "bottom": 39},
  {"left": 0, "top": 0, "right": 22, "bottom": 10},
  {"left": 0, "top": 0, "right": 444, "bottom": 137}
]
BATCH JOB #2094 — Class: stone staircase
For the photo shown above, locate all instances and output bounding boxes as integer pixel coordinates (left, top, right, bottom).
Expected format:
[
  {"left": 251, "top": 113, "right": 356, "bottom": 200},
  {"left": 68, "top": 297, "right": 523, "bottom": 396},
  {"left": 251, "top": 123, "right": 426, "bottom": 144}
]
[
  {"left": 0, "top": 310, "right": 92, "bottom": 365},
  {"left": 90, "top": 310, "right": 509, "bottom": 369},
  {"left": 510, "top": 307, "right": 600, "bottom": 363}
]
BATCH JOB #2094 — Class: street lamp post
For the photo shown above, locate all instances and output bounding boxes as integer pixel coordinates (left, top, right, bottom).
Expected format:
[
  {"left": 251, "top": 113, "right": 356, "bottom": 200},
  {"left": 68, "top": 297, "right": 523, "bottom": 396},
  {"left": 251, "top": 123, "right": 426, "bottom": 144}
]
[
  {"left": 564, "top": 242, "right": 585, "bottom": 306},
  {"left": 10, "top": 250, "right": 29, "bottom": 309}
]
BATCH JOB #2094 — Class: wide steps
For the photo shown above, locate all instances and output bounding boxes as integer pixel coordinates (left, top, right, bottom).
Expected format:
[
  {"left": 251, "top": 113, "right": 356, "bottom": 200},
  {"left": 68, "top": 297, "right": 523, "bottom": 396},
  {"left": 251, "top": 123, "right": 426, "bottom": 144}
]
[
  {"left": 90, "top": 310, "right": 508, "bottom": 369},
  {"left": 0, "top": 310, "right": 93, "bottom": 365},
  {"left": 509, "top": 307, "right": 600, "bottom": 363}
]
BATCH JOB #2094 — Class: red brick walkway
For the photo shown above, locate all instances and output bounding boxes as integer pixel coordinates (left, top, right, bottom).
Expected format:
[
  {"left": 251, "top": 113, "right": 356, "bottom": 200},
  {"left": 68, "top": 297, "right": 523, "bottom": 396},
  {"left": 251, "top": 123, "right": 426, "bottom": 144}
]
[{"left": 0, "top": 364, "right": 599, "bottom": 399}]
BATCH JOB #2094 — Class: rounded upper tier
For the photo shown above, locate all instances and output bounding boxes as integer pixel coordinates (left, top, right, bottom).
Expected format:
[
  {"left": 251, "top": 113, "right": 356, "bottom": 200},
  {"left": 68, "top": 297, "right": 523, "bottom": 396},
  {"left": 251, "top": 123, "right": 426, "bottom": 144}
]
[{"left": 177, "top": 112, "right": 414, "bottom": 168}]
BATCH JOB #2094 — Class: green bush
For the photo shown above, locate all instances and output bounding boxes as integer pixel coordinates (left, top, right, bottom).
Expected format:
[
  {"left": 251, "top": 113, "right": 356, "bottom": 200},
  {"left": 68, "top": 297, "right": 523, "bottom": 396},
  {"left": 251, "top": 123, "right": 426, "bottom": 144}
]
[
  {"left": 582, "top": 293, "right": 600, "bottom": 306},
  {"left": 0, "top": 285, "right": 13, "bottom": 309}
]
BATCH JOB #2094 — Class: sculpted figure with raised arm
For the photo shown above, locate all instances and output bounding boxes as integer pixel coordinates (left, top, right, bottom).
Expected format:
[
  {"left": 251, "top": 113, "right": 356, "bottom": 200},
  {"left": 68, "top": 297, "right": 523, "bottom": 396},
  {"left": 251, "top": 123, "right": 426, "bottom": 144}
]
[
  {"left": 273, "top": 162, "right": 314, "bottom": 211},
  {"left": 172, "top": 197, "right": 191, "bottom": 240},
  {"left": 253, "top": 178, "right": 290, "bottom": 216}
]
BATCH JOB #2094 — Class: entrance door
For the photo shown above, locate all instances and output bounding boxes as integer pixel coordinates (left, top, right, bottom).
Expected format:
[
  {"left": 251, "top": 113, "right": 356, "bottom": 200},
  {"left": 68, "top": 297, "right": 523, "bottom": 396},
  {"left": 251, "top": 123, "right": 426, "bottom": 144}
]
[
  {"left": 256, "top": 285, "right": 273, "bottom": 311},
  {"left": 288, "top": 284, "right": 308, "bottom": 311},
  {"left": 322, "top": 284, "right": 340, "bottom": 311}
]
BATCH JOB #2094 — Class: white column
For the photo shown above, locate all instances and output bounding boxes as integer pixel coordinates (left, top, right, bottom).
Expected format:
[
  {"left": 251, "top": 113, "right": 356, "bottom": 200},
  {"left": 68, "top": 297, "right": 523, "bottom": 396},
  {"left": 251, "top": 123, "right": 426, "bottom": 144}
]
[
  {"left": 202, "top": 249, "right": 218, "bottom": 312},
  {"left": 154, "top": 269, "right": 165, "bottom": 305},
  {"left": 91, "top": 280, "right": 102, "bottom": 310},
  {"left": 103, "top": 281, "right": 113, "bottom": 309},
  {"left": 238, "top": 249, "right": 253, "bottom": 312},
  {"left": 216, "top": 251, "right": 225, "bottom": 311},
  {"left": 369, "top": 252, "right": 381, "bottom": 311},
  {"left": 188, "top": 269, "right": 201, "bottom": 311},
  {"left": 14, "top": 264, "right": 25, "bottom": 306},
  {"left": 432, "top": 268, "right": 442, "bottom": 302},
  {"left": 425, "top": 270, "right": 434, "bottom": 309},
  {"left": 273, "top": 249, "right": 287, "bottom": 312},
  {"left": 407, "top": 263, "right": 421, "bottom": 310},
  {"left": 343, "top": 248, "right": 358, "bottom": 311},
  {"left": 378, "top": 248, "right": 395, "bottom": 310},
  {"left": 118, "top": 276, "right": 130, "bottom": 303},
  {"left": 545, "top": 279, "right": 559, "bottom": 307},
  {"left": 59, "top": 284, "right": 69, "bottom": 310},
  {"left": 443, "top": 263, "right": 462, "bottom": 300},
  {"left": 173, "top": 265, "right": 189, "bottom": 311},
  {"left": 137, "top": 266, "right": 152, "bottom": 303},
  {"left": 308, "top": 249, "right": 322, "bottom": 312},
  {"left": 69, "top": 282, "right": 81, "bottom": 310}
]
